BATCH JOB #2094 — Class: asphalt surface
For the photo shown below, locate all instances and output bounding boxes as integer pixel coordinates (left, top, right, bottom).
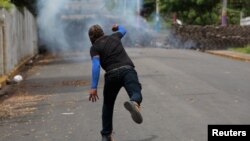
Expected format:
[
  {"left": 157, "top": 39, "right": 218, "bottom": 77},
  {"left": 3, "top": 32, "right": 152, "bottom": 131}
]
[{"left": 0, "top": 48, "right": 250, "bottom": 141}]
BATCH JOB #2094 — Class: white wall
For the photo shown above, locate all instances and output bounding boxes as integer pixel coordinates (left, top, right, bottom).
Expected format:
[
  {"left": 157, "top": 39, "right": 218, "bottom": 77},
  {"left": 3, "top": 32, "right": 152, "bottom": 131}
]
[
  {"left": 0, "top": 7, "right": 37, "bottom": 77},
  {"left": 240, "top": 17, "right": 250, "bottom": 26}
]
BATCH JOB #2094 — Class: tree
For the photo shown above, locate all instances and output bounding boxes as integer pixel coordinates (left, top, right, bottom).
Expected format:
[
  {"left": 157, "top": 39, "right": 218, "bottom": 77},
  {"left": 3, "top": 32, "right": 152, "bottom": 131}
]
[
  {"left": 142, "top": 0, "right": 155, "bottom": 17},
  {"left": 142, "top": 0, "right": 250, "bottom": 25},
  {"left": 11, "top": 0, "right": 37, "bottom": 16},
  {"left": 159, "top": 0, "right": 221, "bottom": 25},
  {"left": 228, "top": 0, "right": 250, "bottom": 16},
  {"left": 0, "top": 0, "right": 12, "bottom": 10}
]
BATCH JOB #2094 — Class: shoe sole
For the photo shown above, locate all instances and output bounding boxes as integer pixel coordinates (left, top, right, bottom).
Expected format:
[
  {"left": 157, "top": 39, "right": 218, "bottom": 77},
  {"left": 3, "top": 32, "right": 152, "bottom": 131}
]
[
  {"left": 102, "top": 136, "right": 115, "bottom": 141},
  {"left": 124, "top": 101, "right": 143, "bottom": 124}
]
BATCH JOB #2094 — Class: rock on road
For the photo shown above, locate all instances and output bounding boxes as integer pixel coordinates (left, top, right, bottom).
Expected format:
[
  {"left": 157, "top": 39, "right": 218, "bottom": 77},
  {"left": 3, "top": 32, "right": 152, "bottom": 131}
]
[{"left": 0, "top": 48, "right": 249, "bottom": 141}]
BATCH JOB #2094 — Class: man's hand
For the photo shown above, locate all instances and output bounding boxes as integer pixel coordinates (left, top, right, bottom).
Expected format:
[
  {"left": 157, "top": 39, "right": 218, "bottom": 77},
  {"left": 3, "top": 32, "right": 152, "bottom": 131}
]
[
  {"left": 89, "top": 89, "right": 99, "bottom": 102},
  {"left": 112, "top": 24, "right": 118, "bottom": 32}
]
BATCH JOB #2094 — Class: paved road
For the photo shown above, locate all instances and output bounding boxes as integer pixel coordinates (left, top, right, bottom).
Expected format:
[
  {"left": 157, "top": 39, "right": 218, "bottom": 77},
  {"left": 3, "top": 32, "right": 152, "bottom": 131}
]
[{"left": 0, "top": 48, "right": 249, "bottom": 141}]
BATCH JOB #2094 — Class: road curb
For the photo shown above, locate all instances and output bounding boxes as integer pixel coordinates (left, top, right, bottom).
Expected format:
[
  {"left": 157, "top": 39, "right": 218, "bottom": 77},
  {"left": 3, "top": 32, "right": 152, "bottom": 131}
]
[{"left": 206, "top": 51, "right": 250, "bottom": 62}]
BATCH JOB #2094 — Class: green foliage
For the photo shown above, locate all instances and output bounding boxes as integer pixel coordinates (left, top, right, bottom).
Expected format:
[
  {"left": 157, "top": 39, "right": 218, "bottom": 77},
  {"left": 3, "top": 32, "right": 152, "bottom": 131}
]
[
  {"left": 228, "top": 0, "right": 250, "bottom": 17},
  {"left": 143, "top": 0, "right": 250, "bottom": 25},
  {"left": 230, "top": 45, "right": 250, "bottom": 54},
  {"left": 159, "top": 0, "right": 221, "bottom": 25},
  {"left": 226, "top": 0, "right": 250, "bottom": 24},
  {"left": 142, "top": 0, "right": 155, "bottom": 17},
  {"left": 0, "top": 0, "right": 12, "bottom": 10},
  {"left": 227, "top": 9, "right": 240, "bottom": 24},
  {"left": 196, "top": 0, "right": 205, "bottom": 5}
]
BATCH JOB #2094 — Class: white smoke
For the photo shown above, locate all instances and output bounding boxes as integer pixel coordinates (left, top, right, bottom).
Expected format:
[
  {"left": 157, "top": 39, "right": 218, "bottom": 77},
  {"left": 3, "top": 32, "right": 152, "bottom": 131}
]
[
  {"left": 37, "top": 0, "right": 70, "bottom": 52},
  {"left": 37, "top": 0, "right": 158, "bottom": 52}
]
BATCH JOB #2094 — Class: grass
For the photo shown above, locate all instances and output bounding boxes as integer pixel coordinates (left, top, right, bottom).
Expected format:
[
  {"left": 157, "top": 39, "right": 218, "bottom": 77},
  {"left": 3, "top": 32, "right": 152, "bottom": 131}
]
[
  {"left": 229, "top": 45, "right": 250, "bottom": 54},
  {"left": 0, "top": 0, "right": 12, "bottom": 11}
]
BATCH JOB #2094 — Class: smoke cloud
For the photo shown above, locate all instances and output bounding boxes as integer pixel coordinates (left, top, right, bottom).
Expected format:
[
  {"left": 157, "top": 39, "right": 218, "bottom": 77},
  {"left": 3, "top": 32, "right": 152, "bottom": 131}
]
[{"left": 37, "top": 0, "right": 160, "bottom": 53}]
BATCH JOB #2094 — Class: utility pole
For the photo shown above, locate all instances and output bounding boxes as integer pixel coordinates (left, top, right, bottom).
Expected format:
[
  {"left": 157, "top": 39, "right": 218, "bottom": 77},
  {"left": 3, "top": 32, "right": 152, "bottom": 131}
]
[
  {"left": 156, "top": 0, "right": 160, "bottom": 31},
  {"left": 221, "top": 0, "right": 227, "bottom": 26},
  {"left": 137, "top": 0, "right": 140, "bottom": 27},
  {"left": 137, "top": 0, "right": 141, "bottom": 14},
  {"left": 123, "top": 0, "right": 127, "bottom": 15},
  {"left": 136, "top": 0, "right": 141, "bottom": 28}
]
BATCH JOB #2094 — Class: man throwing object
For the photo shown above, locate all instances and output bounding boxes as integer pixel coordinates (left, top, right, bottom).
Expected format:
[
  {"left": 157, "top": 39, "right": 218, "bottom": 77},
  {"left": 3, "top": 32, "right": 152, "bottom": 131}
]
[{"left": 88, "top": 24, "right": 143, "bottom": 141}]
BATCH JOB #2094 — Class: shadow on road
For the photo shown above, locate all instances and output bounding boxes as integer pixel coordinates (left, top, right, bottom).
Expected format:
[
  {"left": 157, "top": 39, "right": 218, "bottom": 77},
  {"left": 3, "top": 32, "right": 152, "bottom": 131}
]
[{"left": 128, "top": 135, "right": 158, "bottom": 141}]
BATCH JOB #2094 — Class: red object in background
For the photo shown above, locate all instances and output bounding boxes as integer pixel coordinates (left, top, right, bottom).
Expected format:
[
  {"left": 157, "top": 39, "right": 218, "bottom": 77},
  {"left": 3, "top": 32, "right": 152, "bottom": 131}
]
[{"left": 172, "top": 13, "right": 177, "bottom": 25}]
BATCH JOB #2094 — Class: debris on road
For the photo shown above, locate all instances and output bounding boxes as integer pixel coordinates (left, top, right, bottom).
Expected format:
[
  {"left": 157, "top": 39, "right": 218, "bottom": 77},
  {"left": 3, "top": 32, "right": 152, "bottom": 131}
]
[
  {"left": 0, "top": 93, "right": 47, "bottom": 119},
  {"left": 61, "top": 112, "right": 74, "bottom": 115},
  {"left": 13, "top": 75, "right": 23, "bottom": 83}
]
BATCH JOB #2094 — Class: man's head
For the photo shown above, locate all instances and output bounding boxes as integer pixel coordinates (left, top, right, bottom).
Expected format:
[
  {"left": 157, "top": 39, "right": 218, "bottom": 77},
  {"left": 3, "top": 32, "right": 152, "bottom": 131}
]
[{"left": 88, "top": 24, "right": 104, "bottom": 44}]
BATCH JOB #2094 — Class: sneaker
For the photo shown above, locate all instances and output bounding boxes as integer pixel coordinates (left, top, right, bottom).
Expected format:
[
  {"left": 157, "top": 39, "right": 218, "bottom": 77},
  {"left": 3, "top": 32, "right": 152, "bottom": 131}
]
[
  {"left": 102, "top": 135, "right": 115, "bottom": 141},
  {"left": 124, "top": 101, "right": 143, "bottom": 124}
]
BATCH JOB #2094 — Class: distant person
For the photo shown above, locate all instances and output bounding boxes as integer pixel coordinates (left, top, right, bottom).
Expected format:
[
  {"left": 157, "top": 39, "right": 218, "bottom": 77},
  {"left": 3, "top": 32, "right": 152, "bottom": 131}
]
[{"left": 88, "top": 24, "right": 143, "bottom": 141}]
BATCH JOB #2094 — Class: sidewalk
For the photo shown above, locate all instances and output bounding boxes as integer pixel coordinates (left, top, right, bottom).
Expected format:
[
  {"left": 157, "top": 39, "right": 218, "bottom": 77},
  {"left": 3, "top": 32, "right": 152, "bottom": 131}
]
[{"left": 206, "top": 50, "right": 250, "bottom": 62}]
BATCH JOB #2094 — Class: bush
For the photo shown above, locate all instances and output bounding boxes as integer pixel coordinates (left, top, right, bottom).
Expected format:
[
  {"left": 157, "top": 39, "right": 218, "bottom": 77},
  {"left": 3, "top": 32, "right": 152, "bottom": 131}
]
[
  {"left": 0, "top": 0, "right": 12, "bottom": 10},
  {"left": 230, "top": 45, "right": 250, "bottom": 54}
]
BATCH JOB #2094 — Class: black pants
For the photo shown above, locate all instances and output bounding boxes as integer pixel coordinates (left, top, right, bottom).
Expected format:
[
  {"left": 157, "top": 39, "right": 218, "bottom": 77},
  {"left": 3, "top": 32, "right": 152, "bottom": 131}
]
[{"left": 101, "top": 67, "right": 142, "bottom": 136}]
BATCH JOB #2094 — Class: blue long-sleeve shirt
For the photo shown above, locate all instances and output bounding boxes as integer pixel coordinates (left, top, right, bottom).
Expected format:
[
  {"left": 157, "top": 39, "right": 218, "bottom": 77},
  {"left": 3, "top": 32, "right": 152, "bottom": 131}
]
[
  {"left": 91, "top": 56, "right": 100, "bottom": 89},
  {"left": 117, "top": 25, "right": 126, "bottom": 37}
]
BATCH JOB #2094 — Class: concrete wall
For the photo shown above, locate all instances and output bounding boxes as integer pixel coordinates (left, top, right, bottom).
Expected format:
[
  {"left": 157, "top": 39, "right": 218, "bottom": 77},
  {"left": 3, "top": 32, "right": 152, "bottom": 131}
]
[
  {"left": 0, "top": 18, "right": 4, "bottom": 76},
  {"left": 241, "top": 17, "right": 250, "bottom": 26},
  {"left": 171, "top": 25, "right": 250, "bottom": 50},
  {"left": 0, "top": 7, "right": 37, "bottom": 78}
]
